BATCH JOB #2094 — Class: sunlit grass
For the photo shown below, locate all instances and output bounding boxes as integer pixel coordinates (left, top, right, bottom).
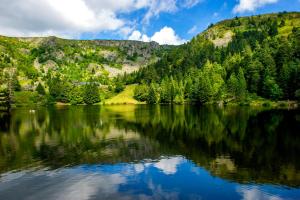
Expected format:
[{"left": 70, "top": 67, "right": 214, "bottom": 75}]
[{"left": 104, "top": 85, "right": 144, "bottom": 105}]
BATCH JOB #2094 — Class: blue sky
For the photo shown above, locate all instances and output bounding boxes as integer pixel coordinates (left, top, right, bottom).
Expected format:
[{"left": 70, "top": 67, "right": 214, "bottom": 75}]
[{"left": 0, "top": 0, "right": 299, "bottom": 44}]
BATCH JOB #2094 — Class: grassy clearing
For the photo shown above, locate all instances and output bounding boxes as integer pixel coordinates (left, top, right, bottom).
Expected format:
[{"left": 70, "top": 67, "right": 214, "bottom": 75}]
[{"left": 104, "top": 85, "right": 144, "bottom": 105}]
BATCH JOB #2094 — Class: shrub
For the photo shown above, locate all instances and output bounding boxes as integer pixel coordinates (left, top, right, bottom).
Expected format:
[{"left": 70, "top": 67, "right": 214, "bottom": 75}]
[{"left": 68, "top": 86, "right": 84, "bottom": 105}]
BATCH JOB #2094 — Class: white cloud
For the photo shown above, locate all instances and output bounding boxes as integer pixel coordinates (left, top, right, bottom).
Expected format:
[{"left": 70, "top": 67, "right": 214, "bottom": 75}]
[
  {"left": 142, "top": 0, "right": 201, "bottom": 24},
  {"left": 0, "top": 0, "right": 127, "bottom": 37},
  {"left": 151, "top": 27, "right": 186, "bottom": 45},
  {"left": 134, "top": 164, "right": 145, "bottom": 173},
  {"left": 154, "top": 157, "right": 184, "bottom": 174},
  {"left": 119, "top": 26, "right": 135, "bottom": 37},
  {"left": 128, "top": 30, "right": 142, "bottom": 40},
  {"left": 0, "top": 0, "right": 201, "bottom": 38},
  {"left": 181, "top": 0, "right": 202, "bottom": 8},
  {"left": 142, "top": 0, "right": 178, "bottom": 24},
  {"left": 188, "top": 25, "right": 198, "bottom": 34},
  {"left": 128, "top": 27, "right": 186, "bottom": 45},
  {"left": 0, "top": 169, "right": 127, "bottom": 200},
  {"left": 233, "top": 0, "right": 278, "bottom": 13},
  {"left": 128, "top": 30, "right": 150, "bottom": 42},
  {"left": 237, "top": 186, "right": 283, "bottom": 200}
]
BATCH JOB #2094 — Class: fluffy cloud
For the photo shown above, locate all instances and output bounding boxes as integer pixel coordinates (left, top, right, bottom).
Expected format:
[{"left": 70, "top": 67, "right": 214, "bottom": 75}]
[
  {"left": 233, "top": 0, "right": 278, "bottom": 13},
  {"left": 151, "top": 27, "right": 186, "bottom": 45},
  {"left": 128, "top": 30, "right": 150, "bottom": 42},
  {"left": 142, "top": 0, "right": 178, "bottom": 24},
  {"left": 237, "top": 186, "right": 283, "bottom": 200},
  {"left": 0, "top": 0, "right": 127, "bottom": 37},
  {"left": 0, "top": 0, "right": 200, "bottom": 38},
  {"left": 181, "top": 0, "right": 202, "bottom": 8},
  {"left": 154, "top": 157, "right": 184, "bottom": 174},
  {"left": 142, "top": 0, "right": 202, "bottom": 24},
  {"left": 128, "top": 26, "right": 186, "bottom": 45}
]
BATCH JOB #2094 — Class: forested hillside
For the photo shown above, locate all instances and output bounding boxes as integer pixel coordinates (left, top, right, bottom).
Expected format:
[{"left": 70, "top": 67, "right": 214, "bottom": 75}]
[
  {"left": 0, "top": 36, "right": 165, "bottom": 105},
  {"left": 134, "top": 12, "right": 300, "bottom": 105}
]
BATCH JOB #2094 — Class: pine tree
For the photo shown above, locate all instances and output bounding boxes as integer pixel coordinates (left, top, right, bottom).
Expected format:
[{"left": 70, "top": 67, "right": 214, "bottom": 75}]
[
  {"left": 184, "top": 76, "right": 193, "bottom": 100},
  {"left": 237, "top": 68, "right": 247, "bottom": 99},
  {"left": 174, "top": 80, "right": 185, "bottom": 104},
  {"left": 194, "top": 73, "right": 213, "bottom": 104},
  {"left": 134, "top": 84, "right": 149, "bottom": 102},
  {"left": 246, "top": 60, "right": 262, "bottom": 93},
  {"left": 83, "top": 83, "right": 100, "bottom": 104},
  {"left": 227, "top": 73, "right": 239, "bottom": 99},
  {"left": 160, "top": 77, "right": 171, "bottom": 103},
  {"left": 262, "top": 69, "right": 282, "bottom": 100},
  {"left": 36, "top": 82, "right": 46, "bottom": 95},
  {"left": 147, "top": 83, "right": 160, "bottom": 104}
]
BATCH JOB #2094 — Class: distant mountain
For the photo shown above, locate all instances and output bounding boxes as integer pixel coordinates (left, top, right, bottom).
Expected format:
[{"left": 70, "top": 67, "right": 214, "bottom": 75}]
[{"left": 0, "top": 35, "right": 168, "bottom": 91}]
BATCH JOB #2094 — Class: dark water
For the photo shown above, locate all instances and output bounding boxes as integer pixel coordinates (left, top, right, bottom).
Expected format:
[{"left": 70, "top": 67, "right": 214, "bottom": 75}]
[{"left": 0, "top": 105, "right": 299, "bottom": 200}]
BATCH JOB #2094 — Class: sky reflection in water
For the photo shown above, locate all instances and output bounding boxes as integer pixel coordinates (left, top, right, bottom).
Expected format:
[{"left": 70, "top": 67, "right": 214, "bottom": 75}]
[
  {"left": 0, "top": 105, "right": 299, "bottom": 200},
  {"left": 1, "top": 156, "right": 298, "bottom": 200}
]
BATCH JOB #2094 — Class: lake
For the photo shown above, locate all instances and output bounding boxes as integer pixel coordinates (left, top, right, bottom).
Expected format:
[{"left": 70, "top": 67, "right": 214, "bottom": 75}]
[{"left": 0, "top": 105, "right": 299, "bottom": 200}]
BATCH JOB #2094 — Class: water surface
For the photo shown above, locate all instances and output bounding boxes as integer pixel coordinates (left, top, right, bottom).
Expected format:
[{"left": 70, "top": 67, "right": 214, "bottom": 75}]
[{"left": 0, "top": 105, "right": 299, "bottom": 200}]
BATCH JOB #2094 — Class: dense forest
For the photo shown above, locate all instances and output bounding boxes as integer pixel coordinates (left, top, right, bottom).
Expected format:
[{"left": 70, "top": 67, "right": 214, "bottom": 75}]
[
  {"left": 0, "top": 12, "right": 300, "bottom": 105},
  {"left": 132, "top": 12, "right": 300, "bottom": 104}
]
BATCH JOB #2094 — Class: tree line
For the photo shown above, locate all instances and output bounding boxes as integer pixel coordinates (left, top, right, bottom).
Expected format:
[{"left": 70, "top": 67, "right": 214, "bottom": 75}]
[{"left": 132, "top": 14, "right": 300, "bottom": 104}]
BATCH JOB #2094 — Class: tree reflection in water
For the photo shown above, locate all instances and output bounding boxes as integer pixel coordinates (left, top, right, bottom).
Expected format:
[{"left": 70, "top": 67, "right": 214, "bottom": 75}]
[{"left": 0, "top": 105, "right": 299, "bottom": 187}]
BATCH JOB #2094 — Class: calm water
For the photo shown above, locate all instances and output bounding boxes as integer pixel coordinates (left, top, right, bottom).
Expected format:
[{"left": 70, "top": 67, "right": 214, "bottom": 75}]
[{"left": 0, "top": 105, "right": 299, "bottom": 200}]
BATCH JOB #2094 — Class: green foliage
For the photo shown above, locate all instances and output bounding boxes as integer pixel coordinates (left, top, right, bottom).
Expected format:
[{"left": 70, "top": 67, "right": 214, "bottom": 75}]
[
  {"left": 134, "top": 12, "right": 300, "bottom": 104},
  {"left": 262, "top": 75, "right": 283, "bottom": 100},
  {"left": 236, "top": 68, "right": 247, "bottom": 99},
  {"left": 13, "top": 78, "right": 21, "bottom": 91},
  {"left": 68, "top": 86, "right": 84, "bottom": 105},
  {"left": 194, "top": 74, "right": 213, "bottom": 103},
  {"left": 134, "top": 84, "right": 148, "bottom": 102},
  {"left": 174, "top": 81, "right": 185, "bottom": 104},
  {"left": 47, "top": 76, "right": 71, "bottom": 102},
  {"left": 14, "top": 91, "right": 47, "bottom": 106},
  {"left": 227, "top": 73, "right": 239, "bottom": 98},
  {"left": 83, "top": 83, "right": 100, "bottom": 104},
  {"left": 147, "top": 83, "right": 160, "bottom": 104},
  {"left": 114, "top": 80, "right": 125, "bottom": 93},
  {"left": 245, "top": 60, "right": 262, "bottom": 93},
  {"left": 295, "top": 89, "right": 300, "bottom": 101},
  {"left": 36, "top": 83, "right": 46, "bottom": 95}
]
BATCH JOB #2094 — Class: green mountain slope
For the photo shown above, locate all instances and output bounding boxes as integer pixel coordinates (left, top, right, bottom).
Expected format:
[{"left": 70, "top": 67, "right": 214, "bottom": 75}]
[
  {"left": 0, "top": 36, "right": 165, "bottom": 90},
  {"left": 135, "top": 12, "right": 300, "bottom": 105},
  {"left": 0, "top": 35, "right": 171, "bottom": 105}
]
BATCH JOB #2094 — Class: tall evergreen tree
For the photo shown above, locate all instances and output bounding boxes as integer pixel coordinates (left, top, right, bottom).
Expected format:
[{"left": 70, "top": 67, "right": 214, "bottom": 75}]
[
  {"left": 237, "top": 68, "right": 247, "bottom": 99},
  {"left": 36, "top": 82, "right": 46, "bottom": 95},
  {"left": 83, "top": 83, "right": 100, "bottom": 104},
  {"left": 147, "top": 83, "right": 160, "bottom": 104}
]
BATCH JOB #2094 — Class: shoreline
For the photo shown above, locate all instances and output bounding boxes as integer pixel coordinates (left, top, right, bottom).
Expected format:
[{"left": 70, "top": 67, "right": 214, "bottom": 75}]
[{"left": 11, "top": 100, "right": 299, "bottom": 109}]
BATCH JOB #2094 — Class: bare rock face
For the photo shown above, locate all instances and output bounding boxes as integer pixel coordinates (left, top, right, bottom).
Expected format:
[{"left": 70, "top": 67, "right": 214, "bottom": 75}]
[
  {"left": 211, "top": 31, "right": 233, "bottom": 47},
  {"left": 33, "top": 37, "right": 164, "bottom": 76},
  {"left": 103, "top": 64, "right": 141, "bottom": 77},
  {"left": 93, "top": 40, "right": 161, "bottom": 60}
]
